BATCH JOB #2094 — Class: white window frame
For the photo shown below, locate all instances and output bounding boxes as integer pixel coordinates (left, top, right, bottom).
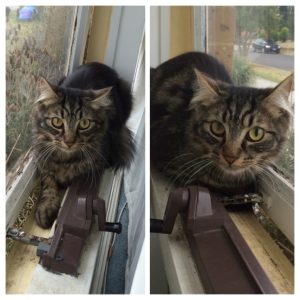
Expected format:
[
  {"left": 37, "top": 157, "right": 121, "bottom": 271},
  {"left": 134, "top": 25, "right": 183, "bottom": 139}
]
[{"left": 6, "top": 6, "right": 145, "bottom": 294}]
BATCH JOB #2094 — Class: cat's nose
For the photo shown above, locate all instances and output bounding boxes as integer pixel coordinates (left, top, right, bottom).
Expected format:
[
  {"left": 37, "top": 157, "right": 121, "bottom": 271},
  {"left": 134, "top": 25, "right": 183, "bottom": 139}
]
[
  {"left": 223, "top": 154, "right": 238, "bottom": 165},
  {"left": 65, "top": 141, "right": 74, "bottom": 148}
]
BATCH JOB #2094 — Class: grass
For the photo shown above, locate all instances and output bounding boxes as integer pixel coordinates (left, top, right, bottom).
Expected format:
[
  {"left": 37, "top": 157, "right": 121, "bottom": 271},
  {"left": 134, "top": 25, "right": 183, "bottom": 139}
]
[
  {"left": 279, "top": 40, "right": 294, "bottom": 49},
  {"left": 6, "top": 11, "right": 45, "bottom": 50},
  {"left": 250, "top": 63, "right": 291, "bottom": 83}
]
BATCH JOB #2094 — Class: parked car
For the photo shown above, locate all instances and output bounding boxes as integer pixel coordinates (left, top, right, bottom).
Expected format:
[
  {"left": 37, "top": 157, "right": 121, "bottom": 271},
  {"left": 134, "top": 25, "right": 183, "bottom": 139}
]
[
  {"left": 18, "top": 6, "right": 38, "bottom": 21},
  {"left": 252, "top": 38, "right": 280, "bottom": 54}
]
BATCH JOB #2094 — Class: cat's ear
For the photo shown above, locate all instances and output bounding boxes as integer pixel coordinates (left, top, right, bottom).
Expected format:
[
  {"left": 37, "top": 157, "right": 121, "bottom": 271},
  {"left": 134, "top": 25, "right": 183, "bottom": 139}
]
[
  {"left": 264, "top": 73, "right": 294, "bottom": 117},
  {"left": 89, "top": 87, "right": 113, "bottom": 109},
  {"left": 190, "top": 69, "right": 223, "bottom": 106},
  {"left": 35, "top": 77, "right": 59, "bottom": 105}
]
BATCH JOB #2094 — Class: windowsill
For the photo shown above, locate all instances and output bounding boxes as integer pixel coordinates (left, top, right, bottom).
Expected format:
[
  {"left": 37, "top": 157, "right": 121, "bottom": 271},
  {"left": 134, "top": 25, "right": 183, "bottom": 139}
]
[
  {"left": 6, "top": 155, "right": 37, "bottom": 230},
  {"left": 6, "top": 168, "right": 122, "bottom": 294},
  {"left": 150, "top": 167, "right": 294, "bottom": 294}
]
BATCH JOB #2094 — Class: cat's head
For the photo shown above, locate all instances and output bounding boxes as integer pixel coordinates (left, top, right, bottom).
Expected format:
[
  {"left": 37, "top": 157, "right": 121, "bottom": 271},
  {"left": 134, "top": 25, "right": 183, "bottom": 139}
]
[
  {"left": 186, "top": 70, "right": 293, "bottom": 185},
  {"left": 32, "top": 77, "right": 113, "bottom": 161}
]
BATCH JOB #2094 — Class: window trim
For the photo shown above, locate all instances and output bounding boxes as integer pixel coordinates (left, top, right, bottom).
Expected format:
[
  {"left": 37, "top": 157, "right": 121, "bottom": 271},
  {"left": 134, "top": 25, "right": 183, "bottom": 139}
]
[
  {"left": 259, "top": 167, "right": 294, "bottom": 243},
  {"left": 6, "top": 156, "right": 37, "bottom": 230},
  {"left": 67, "top": 6, "right": 93, "bottom": 73}
]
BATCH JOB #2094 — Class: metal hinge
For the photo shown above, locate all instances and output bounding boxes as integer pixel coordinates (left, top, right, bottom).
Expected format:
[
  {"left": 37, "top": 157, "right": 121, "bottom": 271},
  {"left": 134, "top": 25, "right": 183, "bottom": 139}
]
[
  {"left": 220, "top": 193, "right": 263, "bottom": 207},
  {"left": 6, "top": 227, "right": 51, "bottom": 257}
]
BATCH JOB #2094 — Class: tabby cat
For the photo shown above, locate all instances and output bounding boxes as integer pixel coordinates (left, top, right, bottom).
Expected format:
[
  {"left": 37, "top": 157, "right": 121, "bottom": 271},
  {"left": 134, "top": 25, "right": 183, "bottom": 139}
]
[
  {"left": 32, "top": 62, "right": 135, "bottom": 228},
  {"left": 151, "top": 52, "right": 293, "bottom": 194}
]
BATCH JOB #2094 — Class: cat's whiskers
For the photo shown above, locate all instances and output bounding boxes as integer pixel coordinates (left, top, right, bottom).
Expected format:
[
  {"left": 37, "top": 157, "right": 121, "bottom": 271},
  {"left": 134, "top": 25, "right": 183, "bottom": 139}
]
[
  {"left": 34, "top": 143, "right": 56, "bottom": 165},
  {"left": 80, "top": 146, "right": 97, "bottom": 186},
  {"left": 179, "top": 158, "right": 212, "bottom": 184},
  {"left": 254, "top": 163, "right": 278, "bottom": 192},
  {"left": 163, "top": 152, "right": 195, "bottom": 172},
  {"left": 81, "top": 144, "right": 106, "bottom": 187},
  {"left": 167, "top": 157, "right": 211, "bottom": 188},
  {"left": 184, "top": 160, "right": 214, "bottom": 186}
]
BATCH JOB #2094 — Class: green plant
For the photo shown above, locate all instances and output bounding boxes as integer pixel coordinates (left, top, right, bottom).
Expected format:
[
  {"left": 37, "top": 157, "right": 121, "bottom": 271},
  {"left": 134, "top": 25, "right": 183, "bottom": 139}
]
[
  {"left": 232, "top": 56, "right": 255, "bottom": 85},
  {"left": 279, "top": 26, "right": 289, "bottom": 42}
]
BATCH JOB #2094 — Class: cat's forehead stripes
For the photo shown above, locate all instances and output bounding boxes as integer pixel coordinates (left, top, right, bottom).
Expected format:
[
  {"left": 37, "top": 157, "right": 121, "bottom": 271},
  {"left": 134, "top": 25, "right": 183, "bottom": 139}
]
[
  {"left": 222, "top": 90, "right": 258, "bottom": 128},
  {"left": 60, "top": 96, "right": 84, "bottom": 120}
]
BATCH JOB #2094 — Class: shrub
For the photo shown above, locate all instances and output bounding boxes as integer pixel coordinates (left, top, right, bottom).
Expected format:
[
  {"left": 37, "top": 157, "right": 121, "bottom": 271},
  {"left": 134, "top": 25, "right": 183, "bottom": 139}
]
[
  {"left": 6, "top": 23, "right": 64, "bottom": 170},
  {"left": 279, "top": 27, "right": 289, "bottom": 42},
  {"left": 232, "top": 56, "right": 255, "bottom": 85}
]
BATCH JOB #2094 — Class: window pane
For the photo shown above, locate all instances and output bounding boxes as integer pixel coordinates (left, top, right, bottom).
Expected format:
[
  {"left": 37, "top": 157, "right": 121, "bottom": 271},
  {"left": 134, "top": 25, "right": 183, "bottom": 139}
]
[
  {"left": 6, "top": 6, "right": 77, "bottom": 179},
  {"left": 152, "top": 6, "right": 294, "bottom": 184}
]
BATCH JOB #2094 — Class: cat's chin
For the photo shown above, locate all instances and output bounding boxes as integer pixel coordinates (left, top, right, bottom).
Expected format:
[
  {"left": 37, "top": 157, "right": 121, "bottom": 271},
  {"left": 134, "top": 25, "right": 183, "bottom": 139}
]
[
  {"left": 220, "top": 165, "right": 250, "bottom": 176},
  {"left": 206, "top": 165, "right": 255, "bottom": 191},
  {"left": 56, "top": 147, "right": 81, "bottom": 160}
]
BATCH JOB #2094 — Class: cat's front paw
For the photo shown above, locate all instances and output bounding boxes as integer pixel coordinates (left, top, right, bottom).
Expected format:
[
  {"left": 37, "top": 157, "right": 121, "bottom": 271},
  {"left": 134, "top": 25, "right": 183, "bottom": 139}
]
[{"left": 35, "top": 202, "right": 59, "bottom": 229}]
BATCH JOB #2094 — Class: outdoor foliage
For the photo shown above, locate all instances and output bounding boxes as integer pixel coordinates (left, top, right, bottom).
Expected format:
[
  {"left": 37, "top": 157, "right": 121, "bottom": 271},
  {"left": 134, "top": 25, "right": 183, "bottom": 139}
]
[
  {"left": 236, "top": 6, "right": 294, "bottom": 56},
  {"left": 232, "top": 56, "right": 254, "bottom": 85},
  {"left": 6, "top": 7, "right": 74, "bottom": 172},
  {"left": 279, "top": 27, "right": 290, "bottom": 42}
]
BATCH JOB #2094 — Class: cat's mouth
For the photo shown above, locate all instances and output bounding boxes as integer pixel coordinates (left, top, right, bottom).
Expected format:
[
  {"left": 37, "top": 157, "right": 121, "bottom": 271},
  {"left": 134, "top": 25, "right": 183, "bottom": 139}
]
[
  {"left": 55, "top": 143, "right": 83, "bottom": 158},
  {"left": 62, "top": 144, "right": 78, "bottom": 151},
  {"left": 216, "top": 156, "right": 252, "bottom": 175}
]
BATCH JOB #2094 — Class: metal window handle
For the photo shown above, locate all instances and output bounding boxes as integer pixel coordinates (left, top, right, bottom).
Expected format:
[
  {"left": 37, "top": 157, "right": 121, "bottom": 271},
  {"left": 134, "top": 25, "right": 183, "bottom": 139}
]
[
  {"left": 92, "top": 197, "right": 122, "bottom": 234},
  {"left": 105, "top": 222, "right": 122, "bottom": 234},
  {"left": 150, "top": 188, "right": 189, "bottom": 234}
]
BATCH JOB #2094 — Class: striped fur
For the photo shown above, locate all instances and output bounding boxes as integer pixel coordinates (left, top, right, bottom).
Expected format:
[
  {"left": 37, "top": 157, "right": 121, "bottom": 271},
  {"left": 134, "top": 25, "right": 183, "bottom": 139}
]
[{"left": 32, "top": 63, "right": 135, "bottom": 228}]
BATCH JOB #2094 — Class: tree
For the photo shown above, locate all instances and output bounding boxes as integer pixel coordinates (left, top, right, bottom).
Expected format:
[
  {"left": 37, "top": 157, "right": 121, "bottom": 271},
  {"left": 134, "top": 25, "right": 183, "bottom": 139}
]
[
  {"left": 236, "top": 6, "right": 284, "bottom": 56},
  {"left": 279, "top": 6, "right": 294, "bottom": 40},
  {"left": 279, "top": 27, "right": 289, "bottom": 42},
  {"left": 236, "top": 7, "right": 262, "bottom": 56}
]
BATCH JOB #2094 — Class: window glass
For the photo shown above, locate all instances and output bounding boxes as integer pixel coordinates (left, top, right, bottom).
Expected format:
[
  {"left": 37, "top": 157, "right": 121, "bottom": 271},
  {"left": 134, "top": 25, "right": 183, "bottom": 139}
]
[
  {"left": 151, "top": 6, "right": 294, "bottom": 184},
  {"left": 6, "top": 6, "right": 77, "bottom": 180}
]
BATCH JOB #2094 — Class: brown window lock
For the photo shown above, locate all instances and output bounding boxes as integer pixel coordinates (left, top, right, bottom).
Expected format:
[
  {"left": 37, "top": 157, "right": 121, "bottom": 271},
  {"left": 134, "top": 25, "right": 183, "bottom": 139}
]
[{"left": 151, "top": 186, "right": 277, "bottom": 294}]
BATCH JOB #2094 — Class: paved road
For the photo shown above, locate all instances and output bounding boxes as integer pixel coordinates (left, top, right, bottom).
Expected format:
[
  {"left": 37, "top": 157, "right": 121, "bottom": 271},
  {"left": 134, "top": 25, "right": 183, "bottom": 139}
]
[{"left": 247, "top": 51, "right": 294, "bottom": 71}]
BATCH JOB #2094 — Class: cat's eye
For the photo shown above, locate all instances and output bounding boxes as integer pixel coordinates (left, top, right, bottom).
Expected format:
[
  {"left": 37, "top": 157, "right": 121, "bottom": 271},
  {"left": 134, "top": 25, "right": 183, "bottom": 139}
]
[
  {"left": 210, "top": 121, "right": 225, "bottom": 137},
  {"left": 51, "top": 117, "right": 63, "bottom": 128},
  {"left": 79, "top": 119, "right": 91, "bottom": 130},
  {"left": 247, "top": 127, "right": 265, "bottom": 142}
]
